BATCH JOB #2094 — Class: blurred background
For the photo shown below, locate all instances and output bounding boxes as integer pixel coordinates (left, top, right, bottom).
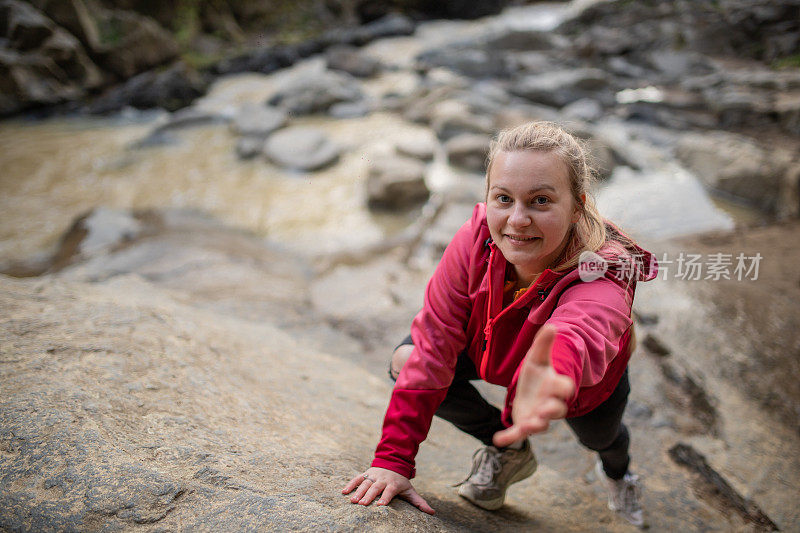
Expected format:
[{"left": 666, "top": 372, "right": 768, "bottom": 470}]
[{"left": 1, "top": 0, "right": 799, "bottom": 530}]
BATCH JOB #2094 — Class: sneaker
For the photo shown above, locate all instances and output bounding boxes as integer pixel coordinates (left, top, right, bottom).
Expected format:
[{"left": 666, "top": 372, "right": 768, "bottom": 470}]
[
  {"left": 595, "top": 460, "right": 647, "bottom": 528},
  {"left": 456, "top": 440, "right": 537, "bottom": 510}
]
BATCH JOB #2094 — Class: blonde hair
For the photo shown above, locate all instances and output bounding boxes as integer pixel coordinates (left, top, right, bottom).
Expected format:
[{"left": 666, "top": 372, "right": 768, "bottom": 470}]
[{"left": 486, "top": 121, "right": 634, "bottom": 272}]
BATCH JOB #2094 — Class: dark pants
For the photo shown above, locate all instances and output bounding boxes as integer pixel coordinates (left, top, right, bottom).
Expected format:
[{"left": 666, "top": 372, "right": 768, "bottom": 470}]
[{"left": 392, "top": 339, "right": 631, "bottom": 480}]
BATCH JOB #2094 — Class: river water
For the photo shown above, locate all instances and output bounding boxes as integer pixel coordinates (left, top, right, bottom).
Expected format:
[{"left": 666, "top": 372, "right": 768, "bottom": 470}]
[{"left": 0, "top": 0, "right": 738, "bottom": 267}]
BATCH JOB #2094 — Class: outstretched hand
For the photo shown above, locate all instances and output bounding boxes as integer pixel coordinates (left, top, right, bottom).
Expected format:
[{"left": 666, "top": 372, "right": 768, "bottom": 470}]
[
  {"left": 493, "top": 324, "right": 576, "bottom": 447},
  {"left": 342, "top": 467, "right": 435, "bottom": 515}
]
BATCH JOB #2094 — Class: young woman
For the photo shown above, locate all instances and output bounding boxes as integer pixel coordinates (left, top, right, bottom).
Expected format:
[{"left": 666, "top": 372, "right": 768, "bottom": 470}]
[{"left": 342, "top": 121, "right": 656, "bottom": 528}]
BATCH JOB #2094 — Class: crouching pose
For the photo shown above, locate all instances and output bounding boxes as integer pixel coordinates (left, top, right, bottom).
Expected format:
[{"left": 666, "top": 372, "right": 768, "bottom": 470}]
[{"left": 342, "top": 121, "right": 657, "bottom": 528}]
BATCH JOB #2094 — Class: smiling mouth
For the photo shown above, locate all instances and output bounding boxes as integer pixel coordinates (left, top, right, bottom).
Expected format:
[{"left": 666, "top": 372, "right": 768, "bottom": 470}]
[{"left": 506, "top": 234, "right": 539, "bottom": 242}]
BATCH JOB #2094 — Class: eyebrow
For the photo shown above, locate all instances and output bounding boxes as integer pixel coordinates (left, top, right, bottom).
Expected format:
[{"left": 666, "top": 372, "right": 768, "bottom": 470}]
[{"left": 489, "top": 185, "right": 557, "bottom": 194}]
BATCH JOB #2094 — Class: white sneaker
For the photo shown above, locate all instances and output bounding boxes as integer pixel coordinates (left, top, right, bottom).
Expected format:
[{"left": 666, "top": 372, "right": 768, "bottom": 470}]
[
  {"left": 595, "top": 460, "right": 647, "bottom": 528},
  {"left": 456, "top": 440, "right": 537, "bottom": 510}
]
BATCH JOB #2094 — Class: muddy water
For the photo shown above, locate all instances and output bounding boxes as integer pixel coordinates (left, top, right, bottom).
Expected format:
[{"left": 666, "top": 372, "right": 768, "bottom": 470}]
[{"left": 0, "top": 111, "right": 439, "bottom": 263}]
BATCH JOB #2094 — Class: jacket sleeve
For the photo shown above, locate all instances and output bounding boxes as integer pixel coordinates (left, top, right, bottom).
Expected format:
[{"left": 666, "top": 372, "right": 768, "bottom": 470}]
[
  {"left": 546, "top": 277, "right": 633, "bottom": 407},
  {"left": 371, "top": 207, "right": 480, "bottom": 478}
]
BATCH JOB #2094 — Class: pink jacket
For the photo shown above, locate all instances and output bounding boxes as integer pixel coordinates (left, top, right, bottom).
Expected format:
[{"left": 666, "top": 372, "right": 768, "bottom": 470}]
[{"left": 372, "top": 203, "right": 657, "bottom": 479}]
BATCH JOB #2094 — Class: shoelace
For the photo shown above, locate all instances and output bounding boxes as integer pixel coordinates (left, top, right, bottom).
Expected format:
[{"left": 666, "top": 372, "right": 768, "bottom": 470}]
[
  {"left": 619, "top": 474, "right": 642, "bottom": 511},
  {"left": 456, "top": 446, "right": 502, "bottom": 487}
]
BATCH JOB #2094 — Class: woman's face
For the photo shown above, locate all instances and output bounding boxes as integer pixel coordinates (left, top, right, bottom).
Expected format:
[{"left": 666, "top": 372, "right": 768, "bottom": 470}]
[{"left": 486, "top": 150, "right": 582, "bottom": 286}]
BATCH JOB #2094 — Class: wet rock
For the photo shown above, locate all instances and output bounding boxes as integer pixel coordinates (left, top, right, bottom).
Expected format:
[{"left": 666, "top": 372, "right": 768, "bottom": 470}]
[
  {"left": 87, "top": 9, "right": 178, "bottom": 80},
  {"left": 669, "top": 443, "right": 779, "bottom": 531},
  {"left": 210, "top": 43, "right": 310, "bottom": 77},
  {"left": 262, "top": 127, "right": 340, "bottom": 171},
  {"left": 322, "top": 13, "right": 416, "bottom": 47},
  {"left": 444, "top": 133, "right": 490, "bottom": 173},
  {"left": 88, "top": 61, "right": 210, "bottom": 114},
  {"left": 230, "top": 103, "right": 287, "bottom": 138},
  {"left": 510, "top": 68, "right": 612, "bottom": 108},
  {"left": 482, "top": 29, "right": 560, "bottom": 52},
  {"left": 325, "top": 44, "right": 380, "bottom": 78},
  {"left": 266, "top": 67, "right": 364, "bottom": 116},
  {"left": 366, "top": 155, "right": 429, "bottom": 210},
  {"left": 675, "top": 131, "right": 798, "bottom": 215},
  {"left": 396, "top": 136, "right": 436, "bottom": 162},
  {"left": 44, "top": 207, "right": 143, "bottom": 272},
  {"left": 154, "top": 106, "right": 232, "bottom": 133},
  {"left": 430, "top": 100, "right": 494, "bottom": 141},
  {"left": 329, "top": 100, "right": 370, "bottom": 119},
  {"left": 562, "top": 98, "right": 603, "bottom": 122},
  {"left": 0, "top": 1, "right": 103, "bottom": 116},
  {"left": 4, "top": 0, "right": 54, "bottom": 51},
  {"left": 416, "top": 46, "right": 510, "bottom": 79},
  {"left": 235, "top": 136, "right": 263, "bottom": 160}
]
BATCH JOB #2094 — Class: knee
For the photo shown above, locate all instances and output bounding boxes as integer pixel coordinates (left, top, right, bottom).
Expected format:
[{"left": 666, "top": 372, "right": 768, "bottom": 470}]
[{"left": 390, "top": 344, "right": 414, "bottom": 380}]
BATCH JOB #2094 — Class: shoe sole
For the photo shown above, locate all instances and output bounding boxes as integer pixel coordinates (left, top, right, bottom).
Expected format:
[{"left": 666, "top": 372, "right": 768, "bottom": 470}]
[{"left": 457, "top": 456, "right": 537, "bottom": 511}]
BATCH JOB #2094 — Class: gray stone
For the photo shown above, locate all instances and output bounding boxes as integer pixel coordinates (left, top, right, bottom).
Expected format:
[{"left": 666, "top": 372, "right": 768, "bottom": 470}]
[
  {"left": 329, "top": 100, "right": 370, "bottom": 119},
  {"left": 263, "top": 127, "right": 340, "bottom": 171},
  {"left": 235, "top": 136, "right": 264, "bottom": 160},
  {"left": 430, "top": 100, "right": 494, "bottom": 141},
  {"left": 231, "top": 103, "right": 287, "bottom": 138},
  {"left": 675, "top": 131, "right": 797, "bottom": 215},
  {"left": 396, "top": 136, "right": 437, "bottom": 162},
  {"left": 562, "top": 98, "right": 603, "bottom": 122},
  {"left": 510, "top": 68, "right": 611, "bottom": 108},
  {"left": 444, "top": 133, "right": 490, "bottom": 173},
  {"left": 267, "top": 67, "right": 364, "bottom": 115},
  {"left": 325, "top": 44, "right": 380, "bottom": 78},
  {"left": 366, "top": 155, "right": 429, "bottom": 210}
]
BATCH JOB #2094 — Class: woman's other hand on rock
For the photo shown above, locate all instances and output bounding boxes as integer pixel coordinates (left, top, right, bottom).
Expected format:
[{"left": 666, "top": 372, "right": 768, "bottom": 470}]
[{"left": 342, "top": 467, "right": 435, "bottom": 515}]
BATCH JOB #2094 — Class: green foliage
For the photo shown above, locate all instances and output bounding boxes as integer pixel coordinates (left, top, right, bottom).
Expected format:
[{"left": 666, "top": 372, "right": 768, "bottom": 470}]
[{"left": 772, "top": 54, "right": 800, "bottom": 70}]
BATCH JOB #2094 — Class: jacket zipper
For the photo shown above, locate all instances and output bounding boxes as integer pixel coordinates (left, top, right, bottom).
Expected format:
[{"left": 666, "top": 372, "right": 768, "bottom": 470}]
[{"left": 479, "top": 257, "right": 548, "bottom": 380}]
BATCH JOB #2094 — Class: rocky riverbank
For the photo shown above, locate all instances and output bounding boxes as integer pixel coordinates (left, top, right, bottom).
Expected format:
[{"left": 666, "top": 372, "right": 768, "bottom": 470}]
[{"left": 2, "top": 0, "right": 799, "bottom": 530}]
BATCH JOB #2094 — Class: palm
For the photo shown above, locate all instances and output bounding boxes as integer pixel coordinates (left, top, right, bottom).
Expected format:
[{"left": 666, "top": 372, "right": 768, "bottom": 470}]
[{"left": 493, "top": 325, "right": 575, "bottom": 447}]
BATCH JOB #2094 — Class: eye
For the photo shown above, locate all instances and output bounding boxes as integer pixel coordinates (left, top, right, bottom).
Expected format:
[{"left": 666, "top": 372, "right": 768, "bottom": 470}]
[
  {"left": 496, "top": 194, "right": 512, "bottom": 204},
  {"left": 532, "top": 196, "right": 550, "bottom": 206}
]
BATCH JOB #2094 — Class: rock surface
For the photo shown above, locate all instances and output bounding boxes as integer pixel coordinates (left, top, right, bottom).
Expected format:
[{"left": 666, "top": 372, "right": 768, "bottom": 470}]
[
  {"left": 2, "top": 208, "right": 798, "bottom": 531},
  {"left": 262, "top": 126, "right": 341, "bottom": 171},
  {"left": 366, "top": 155, "right": 430, "bottom": 210}
]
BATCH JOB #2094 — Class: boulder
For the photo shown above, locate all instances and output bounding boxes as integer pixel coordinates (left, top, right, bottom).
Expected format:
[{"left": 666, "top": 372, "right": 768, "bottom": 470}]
[
  {"left": 325, "top": 44, "right": 380, "bottom": 78},
  {"left": 263, "top": 127, "right": 340, "bottom": 171},
  {"left": 0, "top": 1, "right": 103, "bottom": 116},
  {"left": 329, "top": 100, "right": 370, "bottom": 119},
  {"left": 396, "top": 136, "right": 436, "bottom": 162},
  {"left": 88, "top": 61, "right": 209, "bottom": 114},
  {"left": 266, "top": 67, "right": 364, "bottom": 115},
  {"left": 230, "top": 103, "right": 287, "bottom": 138},
  {"left": 675, "top": 132, "right": 798, "bottom": 215},
  {"left": 366, "top": 155, "right": 429, "bottom": 210},
  {"left": 562, "top": 98, "right": 603, "bottom": 122},
  {"left": 3, "top": 0, "right": 54, "bottom": 51},
  {"left": 430, "top": 99, "right": 494, "bottom": 141},
  {"left": 510, "top": 68, "right": 612, "bottom": 108},
  {"left": 85, "top": 9, "right": 179, "bottom": 80},
  {"left": 444, "top": 133, "right": 490, "bottom": 173},
  {"left": 235, "top": 136, "right": 264, "bottom": 160},
  {"left": 415, "top": 46, "right": 510, "bottom": 79}
]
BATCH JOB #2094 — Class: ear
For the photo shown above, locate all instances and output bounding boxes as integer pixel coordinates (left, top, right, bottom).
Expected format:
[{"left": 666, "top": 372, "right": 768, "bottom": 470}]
[{"left": 571, "top": 193, "right": 585, "bottom": 224}]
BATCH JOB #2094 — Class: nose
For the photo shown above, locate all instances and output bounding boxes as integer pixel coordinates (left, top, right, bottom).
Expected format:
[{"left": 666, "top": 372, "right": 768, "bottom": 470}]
[{"left": 508, "top": 202, "right": 531, "bottom": 228}]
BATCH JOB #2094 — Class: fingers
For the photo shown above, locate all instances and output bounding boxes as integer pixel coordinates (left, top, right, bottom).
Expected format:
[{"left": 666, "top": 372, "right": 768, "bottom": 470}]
[
  {"left": 349, "top": 478, "right": 373, "bottom": 503},
  {"left": 493, "top": 425, "right": 526, "bottom": 448},
  {"left": 527, "top": 324, "right": 557, "bottom": 367},
  {"left": 400, "top": 487, "right": 435, "bottom": 515},
  {"left": 342, "top": 474, "right": 363, "bottom": 494},
  {"left": 359, "top": 480, "right": 387, "bottom": 506}
]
